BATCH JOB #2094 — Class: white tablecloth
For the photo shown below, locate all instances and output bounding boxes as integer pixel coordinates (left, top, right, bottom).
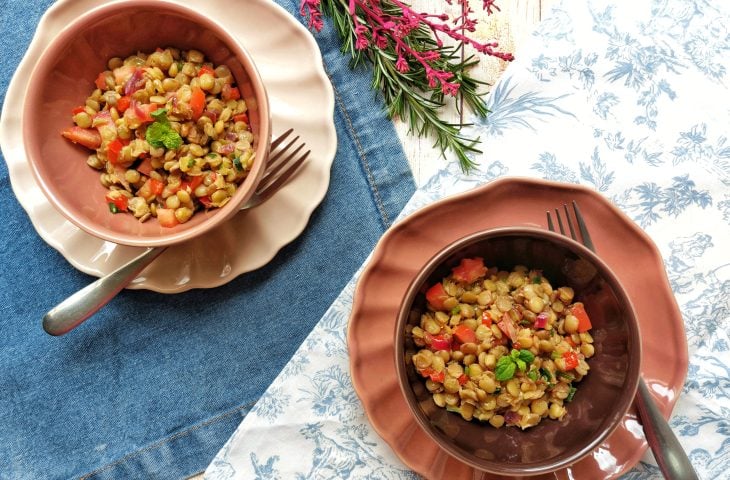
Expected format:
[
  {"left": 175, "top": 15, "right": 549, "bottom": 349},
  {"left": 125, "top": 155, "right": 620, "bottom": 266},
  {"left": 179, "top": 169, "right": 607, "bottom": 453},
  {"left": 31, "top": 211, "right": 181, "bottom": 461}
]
[{"left": 205, "top": 0, "right": 730, "bottom": 478}]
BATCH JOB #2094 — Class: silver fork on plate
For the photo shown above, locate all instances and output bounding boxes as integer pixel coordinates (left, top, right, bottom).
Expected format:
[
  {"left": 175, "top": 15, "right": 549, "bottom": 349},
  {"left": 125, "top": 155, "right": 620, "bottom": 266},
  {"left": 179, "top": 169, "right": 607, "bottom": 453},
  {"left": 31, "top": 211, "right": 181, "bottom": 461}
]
[
  {"left": 547, "top": 201, "right": 698, "bottom": 480},
  {"left": 43, "top": 129, "right": 310, "bottom": 336}
]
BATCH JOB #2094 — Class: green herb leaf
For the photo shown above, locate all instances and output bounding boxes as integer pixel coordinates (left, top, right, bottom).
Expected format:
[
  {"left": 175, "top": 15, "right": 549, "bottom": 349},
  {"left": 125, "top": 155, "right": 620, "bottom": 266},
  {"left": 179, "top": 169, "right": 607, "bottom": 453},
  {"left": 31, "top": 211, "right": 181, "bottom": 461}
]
[
  {"left": 187, "top": 158, "right": 195, "bottom": 168},
  {"left": 510, "top": 349, "right": 519, "bottom": 360},
  {"left": 450, "top": 305, "right": 461, "bottom": 315},
  {"left": 464, "top": 366, "right": 470, "bottom": 376},
  {"left": 551, "top": 351, "right": 562, "bottom": 360},
  {"left": 495, "top": 361, "right": 516, "bottom": 381},
  {"left": 557, "top": 371, "right": 575, "bottom": 381},
  {"left": 515, "top": 358, "right": 526, "bottom": 372},
  {"left": 532, "top": 275, "right": 542, "bottom": 284},
  {"left": 527, "top": 369, "right": 538, "bottom": 381},
  {"left": 518, "top": 349, "right": 535, "bottom": 363},
  {"left": 108, "top": 202, "right": 119, "bottom": 214},
  {"left": 540, "top": 368, "right": 553, "bottom": 381},
  {"left": 497, "top": 355, "right": 514, "bottom": 369},
  {"left": 145, "top": 108, "right": 182, "bottom": 150},
  {"left": 566, "top": 386, "right": 577, "bottom": 402}
]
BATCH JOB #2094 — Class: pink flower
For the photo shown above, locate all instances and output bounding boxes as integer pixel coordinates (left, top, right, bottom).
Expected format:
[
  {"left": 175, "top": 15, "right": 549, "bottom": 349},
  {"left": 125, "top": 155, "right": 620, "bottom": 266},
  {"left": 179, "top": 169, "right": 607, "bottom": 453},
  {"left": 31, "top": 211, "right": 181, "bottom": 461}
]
[
  {"left": 396, "top": 55, "right": 409, "bottom": 73},
  {"left": 442, "top": 81, "right": 460, "bottom": 96}
]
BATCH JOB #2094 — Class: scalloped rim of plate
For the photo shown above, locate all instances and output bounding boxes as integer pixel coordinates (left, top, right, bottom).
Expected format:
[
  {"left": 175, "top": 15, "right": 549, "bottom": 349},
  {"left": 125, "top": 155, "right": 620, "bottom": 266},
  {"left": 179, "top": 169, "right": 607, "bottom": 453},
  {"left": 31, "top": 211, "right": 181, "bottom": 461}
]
[
  {"left": 0, "top": 0, "right": 336, "bottom": 293},
  {"left": 348, "top": 176, "right": 689, "bottom": 479}
]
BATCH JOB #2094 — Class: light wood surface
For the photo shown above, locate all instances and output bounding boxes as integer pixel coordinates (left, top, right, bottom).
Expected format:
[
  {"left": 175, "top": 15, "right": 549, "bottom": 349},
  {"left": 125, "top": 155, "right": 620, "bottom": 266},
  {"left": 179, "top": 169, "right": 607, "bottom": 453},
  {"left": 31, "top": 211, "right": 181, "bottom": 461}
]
[
  {"left": 187, "top": 2, "right": 553, "bottom": 479},
  {"left": 398, "top": 0, "right": 559, "bottom": 186}
]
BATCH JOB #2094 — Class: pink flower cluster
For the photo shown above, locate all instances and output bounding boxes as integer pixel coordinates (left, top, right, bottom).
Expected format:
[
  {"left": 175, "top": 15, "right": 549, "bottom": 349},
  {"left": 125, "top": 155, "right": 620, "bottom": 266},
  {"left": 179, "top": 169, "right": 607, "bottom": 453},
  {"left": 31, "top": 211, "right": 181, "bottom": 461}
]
[{"left": 300, "top": 0, "right": 513, "bottom": 96}]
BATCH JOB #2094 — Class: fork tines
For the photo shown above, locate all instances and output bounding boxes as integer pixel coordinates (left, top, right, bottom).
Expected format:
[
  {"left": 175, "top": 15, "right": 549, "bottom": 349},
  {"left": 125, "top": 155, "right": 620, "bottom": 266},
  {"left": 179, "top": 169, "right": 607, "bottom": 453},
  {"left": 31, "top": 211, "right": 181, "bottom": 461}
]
[{"left": 546, "top": 201, "right": 595, "bottom": 252}]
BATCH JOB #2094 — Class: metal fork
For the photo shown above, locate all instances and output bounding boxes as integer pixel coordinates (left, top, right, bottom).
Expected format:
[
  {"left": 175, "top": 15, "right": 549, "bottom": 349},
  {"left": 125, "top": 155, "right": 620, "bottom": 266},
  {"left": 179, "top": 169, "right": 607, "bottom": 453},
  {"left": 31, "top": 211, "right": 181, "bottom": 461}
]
[
  {"left": 547, "top": 201, "right": 698, "bottom": 480},
  {"left": 43, "top": 129, "right": 309, "bottom": 336}
]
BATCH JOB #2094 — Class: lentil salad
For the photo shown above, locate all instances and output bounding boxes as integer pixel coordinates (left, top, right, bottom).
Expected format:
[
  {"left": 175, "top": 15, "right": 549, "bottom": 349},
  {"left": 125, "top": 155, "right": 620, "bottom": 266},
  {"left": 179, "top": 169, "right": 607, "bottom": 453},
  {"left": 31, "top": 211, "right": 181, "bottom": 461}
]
[
  {"left": 406, "top": 257, "right": 594, "bottom": 430},
  {"left": 61, "top": 48, "right": 255, "bottom": 227}
]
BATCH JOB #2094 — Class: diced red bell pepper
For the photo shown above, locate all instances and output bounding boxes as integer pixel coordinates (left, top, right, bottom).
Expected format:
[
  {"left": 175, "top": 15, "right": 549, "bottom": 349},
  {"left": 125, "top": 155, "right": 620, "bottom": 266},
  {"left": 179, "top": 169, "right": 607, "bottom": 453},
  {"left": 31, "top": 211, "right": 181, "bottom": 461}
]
[
  {"left": 104, "top": 193, "right": 128, "bottom": 212},
  {"left": 453, "top": 325, "right": 476, "bottom": 344},
  {"left": 116, "top": 96, "right": 131, "bottom": 113},
  {"left": 425, "top": 282, "right": 449, "bottom": 311},
  {"left": 457, "top": 374, "right": 469, "bottom": 385},
  {"left": 221, "top": 84, "right": 241, "bottom": 101},
  {"left": 451, "top": 257, "right": 487, "bottom": 283},
  {"left": 181, "top": 175, "right": 204, "bottom": 193},
  {"left": 420, "top": 367, "right": 445, "bottom": 383},
  {"left": 190, "top": 87, "right": 206, "bottom": 120},
  {"left": 61, "top": 127, "right": 101, "bottom": 149},
  {"left": 481, "top": 311, "right": 492, "bottom": 327},
  {"left": 156, "top": 208, "right": 179, "bottom": 228},
  {"left": 72, "top": 106, "right": 86, "bottom": 115},
  {"left": 570, "top": 303, "right": 593, "bottom": 333},
  {"left": 107, "top": 138, "right": 124, "bottom": 165},
  {"left": 233, "top": 113, "right": 248, "bottom": 123},
  {"left": 562, "top": 351, "right": 580, "bottom": 370},
  {"left": 497, "top": 314, "right": 518, "bottom": 343},
  {"left": 198, "top": 65, "right": 215, "bottom": 77},
  {"left": 425, "top": 333, "right": 451, "bottom": 351}
]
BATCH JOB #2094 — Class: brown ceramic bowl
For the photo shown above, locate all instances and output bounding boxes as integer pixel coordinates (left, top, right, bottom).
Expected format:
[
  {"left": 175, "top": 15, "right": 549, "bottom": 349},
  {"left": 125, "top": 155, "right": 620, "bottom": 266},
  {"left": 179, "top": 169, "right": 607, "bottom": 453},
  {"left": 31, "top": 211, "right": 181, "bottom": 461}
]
[
  {"left": 394, "top": 227, "right": 642, "bottom": 476},
  {"left": 22, "top": 0, "right": 270, "bottom": 247}
]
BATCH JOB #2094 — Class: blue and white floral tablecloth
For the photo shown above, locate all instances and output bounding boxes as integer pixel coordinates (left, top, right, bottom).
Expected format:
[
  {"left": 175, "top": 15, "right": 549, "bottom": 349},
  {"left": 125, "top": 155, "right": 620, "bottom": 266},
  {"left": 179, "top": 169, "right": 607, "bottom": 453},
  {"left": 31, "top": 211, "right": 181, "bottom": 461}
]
[{"left": 205, "top": 0, "right": 730, "bottom": 478}]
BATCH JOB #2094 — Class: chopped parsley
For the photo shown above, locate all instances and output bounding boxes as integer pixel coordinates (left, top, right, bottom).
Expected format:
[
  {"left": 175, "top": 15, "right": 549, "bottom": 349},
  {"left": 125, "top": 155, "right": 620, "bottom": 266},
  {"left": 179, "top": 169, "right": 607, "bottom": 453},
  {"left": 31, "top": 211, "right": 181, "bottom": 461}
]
[
  {"left": 187, "top": 158, "right": 196, "bottom": 168},
  {"left": 233, "top": 156, "right": 243, "bottom": 172},
  {"left": 145, "top": 108, "right": 182, "bottom": 150},
  {"left": 532, "top": 275, "right": 542, "bottom": 284},
  {"left": 108, "top": 202, "right": 119, "bottom": 214}
]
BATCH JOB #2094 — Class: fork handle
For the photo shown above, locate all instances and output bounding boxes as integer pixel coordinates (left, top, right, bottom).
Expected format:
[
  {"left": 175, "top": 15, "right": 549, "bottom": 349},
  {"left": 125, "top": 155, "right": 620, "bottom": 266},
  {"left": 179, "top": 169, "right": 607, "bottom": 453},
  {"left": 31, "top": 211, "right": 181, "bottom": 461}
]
[
  {"left": 635, "top": 378, "right": 698, "bottom": 479},
  {"left": 42, "top": 247, "right": 166, "bottom": 336}
]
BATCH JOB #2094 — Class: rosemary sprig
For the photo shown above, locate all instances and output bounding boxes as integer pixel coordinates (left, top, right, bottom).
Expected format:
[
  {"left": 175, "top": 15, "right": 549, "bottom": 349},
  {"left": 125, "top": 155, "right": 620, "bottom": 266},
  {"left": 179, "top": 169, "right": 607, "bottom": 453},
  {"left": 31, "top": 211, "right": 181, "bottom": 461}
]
[{"left": 302, "top": 0, "right": 512, "bottom": 172}]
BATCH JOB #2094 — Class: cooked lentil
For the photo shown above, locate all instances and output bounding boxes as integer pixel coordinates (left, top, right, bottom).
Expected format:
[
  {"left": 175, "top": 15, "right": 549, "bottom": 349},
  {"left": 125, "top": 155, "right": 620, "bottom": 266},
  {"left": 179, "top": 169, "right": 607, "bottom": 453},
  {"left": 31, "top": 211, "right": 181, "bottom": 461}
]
[
  {"left": 406, "top": 258, "right": 594, "bottom": 430},
  {"left": 60, "top": 48, "right": 255, "bottom": 227}
]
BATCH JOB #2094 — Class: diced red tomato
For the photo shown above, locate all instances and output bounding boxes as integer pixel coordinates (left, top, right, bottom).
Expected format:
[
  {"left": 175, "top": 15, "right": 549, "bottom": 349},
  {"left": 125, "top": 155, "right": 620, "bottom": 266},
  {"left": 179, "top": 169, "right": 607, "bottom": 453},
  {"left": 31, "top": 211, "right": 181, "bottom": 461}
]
[
  {"left": 71, "top": 106, "right": 86, "bottom": 115},
  {"left": 136, "top": 157, "right": 153, "bottom": 176},
  {"left": 95, "top": 72, "right": 107, "bottom": 90},
  {"left": 198, "top": 65, "right": 215, "bottom": 77},
  {"left": 458, "top": 374, "right": 469, "bottom": 385},
  {"left": 565, "top": 336, "right": 577, "bottom": 348},
  {"left": 221, "top": 84, "right": 240, "bottom": 101},
  {"left": 198, "top": 195, "right": 213, "bottom": 208},
  {"left": 420, "top": 367, "right": 445, "bottom": 383},
  {"left": 497, "top": 314, "right": 518, "bottom": 343},
  {"left": 570, "top": 303, "right": 593, "bottom": 333},
  {"left": 451, "top": 257, "right": 487, "bottom": 283},
  {"left": 190, "top": 87, "right": 205, "bottom": 120},
  {"left": 130, "top": 100, "right": 159, "bottom": 123},
  {"left": 183, "top": 175, "right": 204, "bottom": 192},
  {"left": 481, "top": 311, "right": 493, "bottom": 327},
  {"left": 453, "top": 325, "right": 476, "bottom": 344},
  {"left": 562, "top": 351, "right": 580, "bottom": 370},
  {"left": 116, "top": 96, "right": 131, "bottom": 113},
  {"left": 104, "top": 193, "right": 128, "bottom": 212},
  {"left": 149, "top": 178, "right": 164, "bottom": 196},
  {"left": 61, "top": 127, "right": 101, "bottom": 149},
  {"left": 425, "top": 282, "right": 449, "bottom": 310},
  {"left": 233, "top": 113, "right": 248, "bottom": 123},
  {"left": 106, "top": 138, "right": 124, "bottom": 165},
  {"left": 156, "top": 208, "right": 179, "bottom": 228}
]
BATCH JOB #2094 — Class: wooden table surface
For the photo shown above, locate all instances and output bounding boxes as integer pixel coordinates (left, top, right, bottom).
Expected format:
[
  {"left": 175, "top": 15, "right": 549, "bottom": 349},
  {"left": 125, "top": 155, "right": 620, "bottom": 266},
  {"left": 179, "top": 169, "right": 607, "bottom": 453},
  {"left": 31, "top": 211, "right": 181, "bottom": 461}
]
[{"left": 189, "top": 1, "right": 555, "bottom": 478}]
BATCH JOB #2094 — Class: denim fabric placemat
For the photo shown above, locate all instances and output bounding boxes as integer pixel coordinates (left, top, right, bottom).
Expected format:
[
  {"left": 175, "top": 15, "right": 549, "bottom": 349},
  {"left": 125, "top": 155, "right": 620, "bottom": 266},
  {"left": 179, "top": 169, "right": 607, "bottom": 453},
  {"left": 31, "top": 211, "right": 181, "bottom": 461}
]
[{"left": 0, "top": 1, "right": 415, "bottom": 478}]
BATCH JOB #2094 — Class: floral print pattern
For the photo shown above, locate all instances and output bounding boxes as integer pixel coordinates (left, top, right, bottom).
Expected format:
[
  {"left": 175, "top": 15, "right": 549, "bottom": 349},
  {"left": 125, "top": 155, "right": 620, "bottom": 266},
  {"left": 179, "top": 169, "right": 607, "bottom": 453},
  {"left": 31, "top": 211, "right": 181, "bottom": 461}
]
[{"left": 206, "top": 0, "right": 729, "bottom": 478}]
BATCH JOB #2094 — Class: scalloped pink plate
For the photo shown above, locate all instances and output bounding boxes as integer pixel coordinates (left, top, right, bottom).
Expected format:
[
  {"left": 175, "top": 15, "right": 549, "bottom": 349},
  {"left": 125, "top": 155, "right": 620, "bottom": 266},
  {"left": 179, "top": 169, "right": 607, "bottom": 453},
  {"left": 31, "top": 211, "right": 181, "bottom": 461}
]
[{"left": 348, "top": 177, "right": 688, "bottom": 480}]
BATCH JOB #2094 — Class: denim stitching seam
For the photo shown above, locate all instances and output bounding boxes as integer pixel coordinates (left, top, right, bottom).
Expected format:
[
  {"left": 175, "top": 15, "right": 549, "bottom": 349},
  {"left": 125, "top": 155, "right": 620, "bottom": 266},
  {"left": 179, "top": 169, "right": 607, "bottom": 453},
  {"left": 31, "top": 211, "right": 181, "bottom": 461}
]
[
  {"left": 325, "top": 69, "right": 391, "bottom": 228},
  {"left": 78, "top": 400, "right": 257, "bottom": 480}
]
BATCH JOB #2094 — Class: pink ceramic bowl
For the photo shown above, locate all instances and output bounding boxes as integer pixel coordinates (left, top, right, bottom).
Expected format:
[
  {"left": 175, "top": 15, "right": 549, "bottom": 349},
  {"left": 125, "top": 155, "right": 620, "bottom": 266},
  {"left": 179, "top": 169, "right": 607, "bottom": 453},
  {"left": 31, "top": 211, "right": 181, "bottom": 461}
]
[
  {"left": 23, "top": 0, "right": 270, "bottom": 247},
  {"left": 395, "top": 227, "right": 642, "bottom": 476}
]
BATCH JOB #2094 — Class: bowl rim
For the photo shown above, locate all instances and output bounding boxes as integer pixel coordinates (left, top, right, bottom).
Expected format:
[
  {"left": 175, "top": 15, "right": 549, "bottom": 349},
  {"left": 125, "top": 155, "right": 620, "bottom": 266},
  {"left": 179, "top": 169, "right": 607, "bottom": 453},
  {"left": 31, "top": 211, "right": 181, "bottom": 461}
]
[
  {"left": 393, "top": 226, "right": 642, "bottom": 476},
  {"left": 21, "top": 0, "right": 271, "bottom": 248}
]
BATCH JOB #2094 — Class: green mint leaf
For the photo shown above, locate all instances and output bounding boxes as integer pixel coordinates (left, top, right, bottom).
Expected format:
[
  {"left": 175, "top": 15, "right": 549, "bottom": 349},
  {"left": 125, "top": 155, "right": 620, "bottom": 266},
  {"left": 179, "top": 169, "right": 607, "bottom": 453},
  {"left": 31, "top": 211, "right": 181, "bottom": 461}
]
[
  {"left": 150, "top": 108, "right": 168, "bottom": 121},
  {"left": 518, "top": 349, "right": 535, "bottom": 363},
  {"left": 145, "top": 108, "right": 182, "bottom": 150},
  {"left": 510, "top": 349, "right": 519, "bottom": 360},
  {"left": 496, "top": 355, "right": 514, "bottom": 369},
  {"left": 495, "top": 361, "right": 516, "bottom": 381},
  {"left": 516, "top": 359, "right": 526, "bottom": 372}
]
